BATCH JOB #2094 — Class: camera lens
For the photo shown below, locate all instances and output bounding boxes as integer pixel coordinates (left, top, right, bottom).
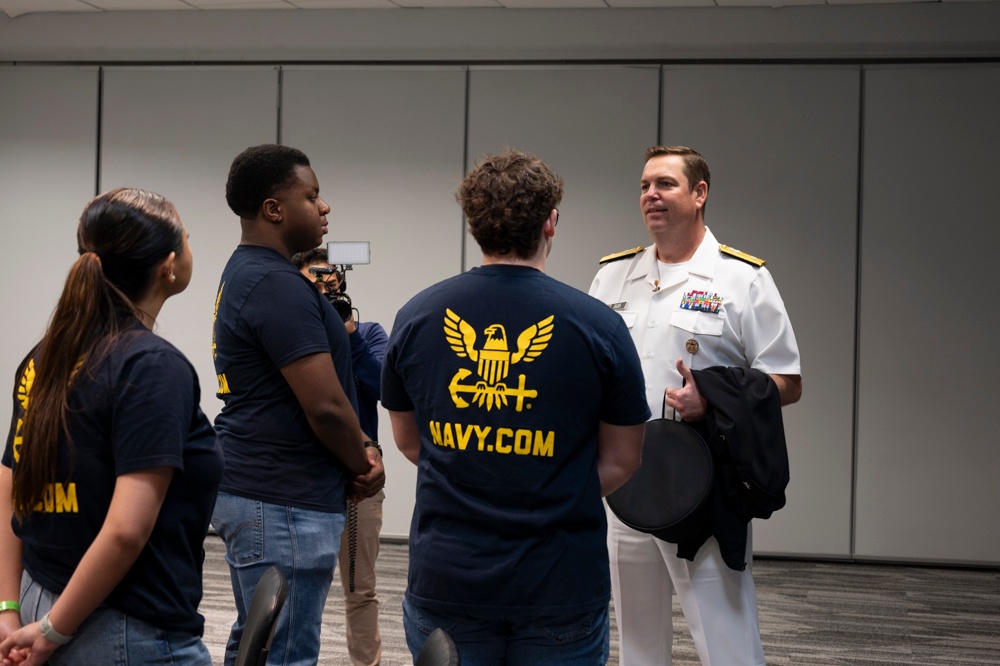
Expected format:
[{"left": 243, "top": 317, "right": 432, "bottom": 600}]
[{"left": 326, "top": 291, "right": 353, "bottom": 323}]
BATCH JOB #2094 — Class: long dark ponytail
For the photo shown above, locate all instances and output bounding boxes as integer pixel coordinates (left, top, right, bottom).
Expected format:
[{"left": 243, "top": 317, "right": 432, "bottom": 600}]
[{"left": 13, "top": 188, "right": 183, "bottom": 520}]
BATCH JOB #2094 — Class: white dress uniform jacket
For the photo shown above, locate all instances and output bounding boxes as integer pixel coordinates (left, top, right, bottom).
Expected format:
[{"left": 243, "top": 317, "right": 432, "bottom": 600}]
[{"left": 589, "top": 227, "right": 800, "bottom": 411}]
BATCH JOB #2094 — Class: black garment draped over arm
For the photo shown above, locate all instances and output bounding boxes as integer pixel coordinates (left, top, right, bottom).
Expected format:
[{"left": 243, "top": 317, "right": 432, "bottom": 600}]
[{"left": 677, "top": 367, "right": 788, "bottom": 571}]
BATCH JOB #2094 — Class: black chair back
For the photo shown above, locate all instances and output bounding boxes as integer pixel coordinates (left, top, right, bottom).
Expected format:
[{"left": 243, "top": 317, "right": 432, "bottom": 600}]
[
  {"left": 416, "top": 627, "right": 460, "bottom": 666},
  {"left": 234, "top": 566, "right": 288, "bottom": 666}
]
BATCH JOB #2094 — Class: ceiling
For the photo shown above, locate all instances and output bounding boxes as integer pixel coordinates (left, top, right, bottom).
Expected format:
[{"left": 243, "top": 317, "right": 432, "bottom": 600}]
[{"left": 0, "top": 0, "right": 990, "bottom": 19}]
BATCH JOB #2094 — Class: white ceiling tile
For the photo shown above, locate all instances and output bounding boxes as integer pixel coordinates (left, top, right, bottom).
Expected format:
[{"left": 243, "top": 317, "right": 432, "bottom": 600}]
[
  {"left": 188, "top": 0, "right": 293, "bottom": 7},
  {"left": 499, "top": 0, "right": 608, "bottom": 7},
  {"left": 606, "top": 0, "right": 716, "bottom": 7},
  {"left": 390, "top": 0, "right": 500, "bottom": 7},
  {"left": 827, "top": 0, "right": 928, "bottom": 4},
  {"left": 288, "top": 0, "right": 397, "bottom": 7},
  {"left": 717, "top": 0, "right": 822, "bottom": 6},
  {"left": 0, "top": 0, "right": 97, "bottom": 18},
  {"left": 88, "top": 0, "right": 196, "bottom": 9}
]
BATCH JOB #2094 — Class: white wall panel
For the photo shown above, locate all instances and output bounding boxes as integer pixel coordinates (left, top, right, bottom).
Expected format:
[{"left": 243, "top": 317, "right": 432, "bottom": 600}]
[
  {"left": 660, "top": 66, "right": 861, "bottom": 557},
  {"left": 3, "top": 55, "right": 998, "bottom": 566},
  {"left": 0, "top": 67, "right": 98, "bottom": 435},
  {"left": 100, "top": 67, "right": 280, "bottom": 421},
  {"left": 466, "top": 66, "right": 660, "bottom": 292},
  {"left": 282, "top": 67, "right": 467, "bottom": 539},
  {"left": 856, "top": 64, "right": 1000, "bottom": 565}
]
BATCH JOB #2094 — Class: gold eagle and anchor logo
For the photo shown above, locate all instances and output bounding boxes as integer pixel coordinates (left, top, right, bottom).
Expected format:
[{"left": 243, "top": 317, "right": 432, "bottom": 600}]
[{"left": 443, "top": 308, "right": 554, "bottom": 412}]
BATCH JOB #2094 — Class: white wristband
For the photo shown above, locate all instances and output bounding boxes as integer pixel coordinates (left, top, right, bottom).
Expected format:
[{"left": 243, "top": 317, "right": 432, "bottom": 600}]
[{"left": 39, "top": 612, "right": 73, "bottom": 645}]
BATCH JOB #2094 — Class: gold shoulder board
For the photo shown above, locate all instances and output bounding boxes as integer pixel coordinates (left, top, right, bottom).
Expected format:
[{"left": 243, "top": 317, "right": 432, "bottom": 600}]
[
  {"left": 719, "top": 244, "right": 766, "bottom": 267},
  {"left": 599, "top": 246, "right": 644, "bottom": 265}
]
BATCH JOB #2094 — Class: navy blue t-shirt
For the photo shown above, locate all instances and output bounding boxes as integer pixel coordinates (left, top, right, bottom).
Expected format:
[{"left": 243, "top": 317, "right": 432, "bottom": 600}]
[
  {"left": 3, "top": 325, "right": 222, "bottom": 635},
  {"left": 213, "top": 245, "right": 357, "bottom": 513},
  {"left": 381, "top": 265, "right": 650, "bottom": 614}
]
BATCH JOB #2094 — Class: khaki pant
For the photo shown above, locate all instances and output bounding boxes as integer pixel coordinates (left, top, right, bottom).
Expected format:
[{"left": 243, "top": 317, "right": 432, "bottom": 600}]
[{"left": 338, "top": 489, "right": 384, "bottom": 666}]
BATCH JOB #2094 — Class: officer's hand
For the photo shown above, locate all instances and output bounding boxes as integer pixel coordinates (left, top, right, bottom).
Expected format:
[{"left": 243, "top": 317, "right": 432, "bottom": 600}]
[
  {"left": 665, "top": 358, "right": 707, "bottom": 421},
  {"left": 344, "top": 311, "right": 357, "bottom": 335}
]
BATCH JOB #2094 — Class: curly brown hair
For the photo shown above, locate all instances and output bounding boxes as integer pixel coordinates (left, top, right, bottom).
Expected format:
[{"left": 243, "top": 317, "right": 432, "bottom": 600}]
[{"left": 457, "top": 149, "right": 563, "bottom": 259}]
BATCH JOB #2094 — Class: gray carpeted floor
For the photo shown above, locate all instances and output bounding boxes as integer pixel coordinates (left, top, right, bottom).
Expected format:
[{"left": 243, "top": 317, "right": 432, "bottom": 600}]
[{"left": 201, "top": 535, "right": 999, "bottom": 665}]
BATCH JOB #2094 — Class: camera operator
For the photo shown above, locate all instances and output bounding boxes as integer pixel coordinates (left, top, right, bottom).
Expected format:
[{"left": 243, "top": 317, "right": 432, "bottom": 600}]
[
  {"left": 308, "top": 265, "right": 354, "bottom": 322},
  {"left": 292, "top": 247, "right": 387, "bottom": 666}
]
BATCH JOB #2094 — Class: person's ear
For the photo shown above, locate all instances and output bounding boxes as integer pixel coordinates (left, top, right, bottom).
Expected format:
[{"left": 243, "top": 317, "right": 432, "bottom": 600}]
[
  {"left": 263, "top": 198, "right": 282, "bottom": 224},
  {"left": 158, "top": 251, "right": 178, "bottom": 286},
  {"left": 543, "top": 208, "right": 558, "bottom": 238},
  {"left": 694, "top": 181, "right": 708, "bottom": 210}
]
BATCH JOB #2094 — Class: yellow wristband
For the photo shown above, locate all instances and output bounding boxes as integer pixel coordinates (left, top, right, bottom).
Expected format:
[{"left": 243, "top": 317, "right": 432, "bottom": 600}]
[{"left": 0, "top": 600, "right": 20, "bottom": 613}]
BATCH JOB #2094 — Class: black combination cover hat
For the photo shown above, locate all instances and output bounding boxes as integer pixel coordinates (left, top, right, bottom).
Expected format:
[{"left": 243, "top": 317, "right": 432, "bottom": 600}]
[{"left": 606, "top": 417, "right": 714, "bottom": 543}]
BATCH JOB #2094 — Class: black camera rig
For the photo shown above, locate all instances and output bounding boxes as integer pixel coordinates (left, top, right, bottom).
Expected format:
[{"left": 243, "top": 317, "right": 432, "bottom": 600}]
[{"left": 308, "top": 265, "right": 355, "bottom": 323}]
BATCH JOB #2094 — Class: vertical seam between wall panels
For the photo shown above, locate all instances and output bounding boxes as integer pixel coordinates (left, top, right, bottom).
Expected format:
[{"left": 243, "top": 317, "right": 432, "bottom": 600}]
[
  {"left": 850, "top": 66, "right": 866, "bottom": 560},
  {"left": 276, "top": 67, "right": 283, "bottom": 144},
  {"left": 95, "top": 67, "right": 104, "bottom": 195},
  {"left": 657, "top": 64, "right": 663, "bottom": 145},
  {"left": 460, "top": 66, "right": 470, "bottom": 273}
]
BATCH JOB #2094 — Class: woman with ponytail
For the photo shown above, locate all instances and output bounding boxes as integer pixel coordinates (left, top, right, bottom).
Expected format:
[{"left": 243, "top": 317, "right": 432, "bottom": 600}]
[{"left": 0, "top": 188, "right": 222, "bottom": 666}]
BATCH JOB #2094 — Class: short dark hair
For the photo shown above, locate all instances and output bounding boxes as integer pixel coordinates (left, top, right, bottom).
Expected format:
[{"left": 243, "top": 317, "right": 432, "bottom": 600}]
[
  {"left": 290, "top": 246, "right": 347, "bottom": 292},
  {"left": 457, "top": 149, "right": 563, "bottom": 259},
  {"left": 226, "top": 144, "right": 311, "bottom": 219},
  {"left": 290, "top": 246, "right": 328, "bottom": 269}
]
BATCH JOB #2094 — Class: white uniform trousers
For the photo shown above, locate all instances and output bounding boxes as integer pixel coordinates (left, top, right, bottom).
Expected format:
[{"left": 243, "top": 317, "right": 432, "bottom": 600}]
[{"left": 608, "top": 507, "right": 765, "bottom": 666}]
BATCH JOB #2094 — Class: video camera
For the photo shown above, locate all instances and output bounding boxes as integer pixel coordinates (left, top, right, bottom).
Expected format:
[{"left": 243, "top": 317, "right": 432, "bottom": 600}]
[
  {"left": 307, "top": 241, "right": 370, "bottom": 324},
  {"left": 307, "top": 265, "right": 354, "bottom": 323}
]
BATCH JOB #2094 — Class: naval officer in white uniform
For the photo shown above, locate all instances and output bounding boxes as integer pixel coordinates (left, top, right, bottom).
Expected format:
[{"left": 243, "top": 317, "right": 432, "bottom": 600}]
[{"left": 590, "top": 145, "right": 802, "bottom": 666}]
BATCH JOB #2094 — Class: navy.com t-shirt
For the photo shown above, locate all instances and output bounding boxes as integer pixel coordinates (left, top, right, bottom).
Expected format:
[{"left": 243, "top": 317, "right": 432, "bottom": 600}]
[
  {"left": 213, "top": 245, "right": 357, "bottom": 513},
  {"left": 382, "top": 265, "right": 650, "bottom": 614},
  {"left": 4, "top": 325, "right": 222, "bottom": 635}
]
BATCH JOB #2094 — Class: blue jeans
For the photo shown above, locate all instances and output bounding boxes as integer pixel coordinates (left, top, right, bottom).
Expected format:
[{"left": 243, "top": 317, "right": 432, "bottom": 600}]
[
  {"left": 19, "top": 569, "right": 211, "bottom": 665},
  {"left": 403, "top": 595, "right": 610, "bottom": 666},
  {"left": 211, "top": 491, "right": 346, "bottom": 666}
]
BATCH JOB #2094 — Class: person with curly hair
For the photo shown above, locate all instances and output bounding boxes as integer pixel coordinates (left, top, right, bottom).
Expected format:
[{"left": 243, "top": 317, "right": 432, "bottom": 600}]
[{"left": 382, "top": 149, "right": 650, "bottom": 665}]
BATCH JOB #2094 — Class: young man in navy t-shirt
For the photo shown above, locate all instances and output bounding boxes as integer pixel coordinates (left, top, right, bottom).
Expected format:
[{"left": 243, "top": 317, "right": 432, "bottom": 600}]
[
  {"left": 382, "top": 149, "right": 650, "bottom": 665},
  {"left": 292, "top": 248, "right": 388, "bottom": 666},
  {"left": 211, "top": 144, "right": 385, "bottom": 666}
]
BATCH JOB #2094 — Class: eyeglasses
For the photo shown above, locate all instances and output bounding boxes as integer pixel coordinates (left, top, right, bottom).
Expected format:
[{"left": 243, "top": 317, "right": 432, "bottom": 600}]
[{"left": 554, "top": 209, "right": 559, "bottom": 227}]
